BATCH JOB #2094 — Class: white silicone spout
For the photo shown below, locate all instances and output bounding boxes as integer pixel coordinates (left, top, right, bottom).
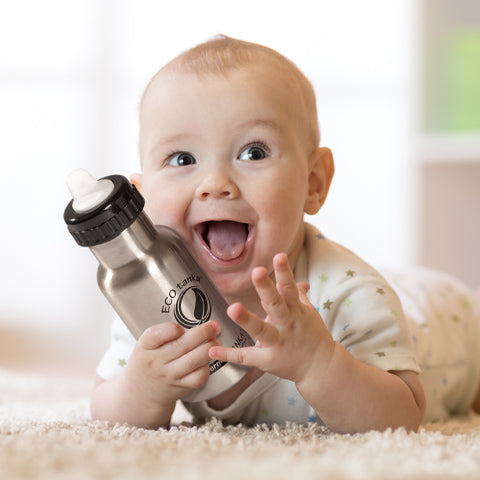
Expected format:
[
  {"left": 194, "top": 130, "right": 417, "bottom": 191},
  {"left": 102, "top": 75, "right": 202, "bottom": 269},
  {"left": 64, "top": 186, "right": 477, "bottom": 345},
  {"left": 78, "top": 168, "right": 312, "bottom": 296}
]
[{"left": 67, "top": 168, "right": 115, "bottom": 213}]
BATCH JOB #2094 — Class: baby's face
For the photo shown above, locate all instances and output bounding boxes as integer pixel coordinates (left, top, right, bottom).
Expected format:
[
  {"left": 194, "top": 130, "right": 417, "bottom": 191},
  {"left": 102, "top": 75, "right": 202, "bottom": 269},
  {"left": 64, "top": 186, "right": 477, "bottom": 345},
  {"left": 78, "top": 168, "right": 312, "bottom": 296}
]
[{"left": 137, "top": 64, "right": 313, "bottom": 299}]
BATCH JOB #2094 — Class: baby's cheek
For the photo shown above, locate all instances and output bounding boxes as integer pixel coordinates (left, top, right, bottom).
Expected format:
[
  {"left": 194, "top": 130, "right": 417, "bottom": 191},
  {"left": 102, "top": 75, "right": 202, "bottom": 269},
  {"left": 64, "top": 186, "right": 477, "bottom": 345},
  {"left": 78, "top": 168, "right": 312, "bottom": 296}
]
[
  {"left": 143, "top": 191, "right": 182, "bottom": 228},
  {"left": 145, "top": 206, "right": 180, "bottom": 229}
]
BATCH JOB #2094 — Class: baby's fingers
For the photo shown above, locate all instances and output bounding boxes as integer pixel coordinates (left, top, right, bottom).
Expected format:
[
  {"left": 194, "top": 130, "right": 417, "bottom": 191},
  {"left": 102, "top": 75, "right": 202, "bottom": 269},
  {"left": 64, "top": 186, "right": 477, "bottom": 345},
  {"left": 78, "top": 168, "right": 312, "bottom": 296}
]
[
  {"left": 167, "top": 337, "right": 220, "bottom": 383},
  {"left": 139, "top": 320, "right": 221, "bottom": 358},
  {"left": 297, "top": 282, "right": 311, "bottom": 305},
  {"left": 208, "top": 345, "right": 262, "bottom": 367},
  {"left": 252, "top": 266, "right": 288, "bottom": 321},
  {"left": 138, "top": 322, "right": 185, "bottom": 350},
  {"left": 273, "top": 253, "right": 300, "bottom": 307},
  {"left": 227, "top": 302, "right": 279, "bottom": 346}
]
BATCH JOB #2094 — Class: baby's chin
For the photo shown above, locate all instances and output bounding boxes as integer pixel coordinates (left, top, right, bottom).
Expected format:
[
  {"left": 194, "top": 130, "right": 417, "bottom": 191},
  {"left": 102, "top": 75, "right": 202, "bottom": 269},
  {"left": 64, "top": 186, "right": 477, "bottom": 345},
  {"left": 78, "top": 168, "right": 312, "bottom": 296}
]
[{"left": 211, "top": 272, "right": 256, "bottom": 304}]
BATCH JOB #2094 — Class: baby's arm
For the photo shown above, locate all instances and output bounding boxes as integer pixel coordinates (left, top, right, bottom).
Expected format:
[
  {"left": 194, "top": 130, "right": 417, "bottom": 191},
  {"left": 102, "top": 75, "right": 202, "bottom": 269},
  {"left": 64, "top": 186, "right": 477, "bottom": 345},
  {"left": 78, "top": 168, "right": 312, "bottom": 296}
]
[
  {"left": 296, "top": 344, "right": 426, "bottom": 433},
  {"left": 209, "top": 253, "right": 426, "bottom": 433},
  {"left": 91, "top": 320, "right": 221, "bottom": 429}
]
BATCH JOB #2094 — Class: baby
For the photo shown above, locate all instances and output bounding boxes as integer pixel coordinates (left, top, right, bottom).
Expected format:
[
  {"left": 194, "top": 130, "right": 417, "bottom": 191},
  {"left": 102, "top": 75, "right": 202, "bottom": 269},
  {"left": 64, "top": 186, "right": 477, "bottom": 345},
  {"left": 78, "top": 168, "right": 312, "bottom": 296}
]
[{"left": 91, "top": 35, "right": 480, "bottom": 433}]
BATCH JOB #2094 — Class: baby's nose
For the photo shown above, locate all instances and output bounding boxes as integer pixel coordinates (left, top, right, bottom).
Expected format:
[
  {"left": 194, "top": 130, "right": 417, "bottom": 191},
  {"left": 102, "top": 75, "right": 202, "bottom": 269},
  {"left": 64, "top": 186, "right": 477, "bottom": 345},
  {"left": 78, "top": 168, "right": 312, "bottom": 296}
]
[{"left": 195, "top": 170, "right": 240, "bottom": 200}]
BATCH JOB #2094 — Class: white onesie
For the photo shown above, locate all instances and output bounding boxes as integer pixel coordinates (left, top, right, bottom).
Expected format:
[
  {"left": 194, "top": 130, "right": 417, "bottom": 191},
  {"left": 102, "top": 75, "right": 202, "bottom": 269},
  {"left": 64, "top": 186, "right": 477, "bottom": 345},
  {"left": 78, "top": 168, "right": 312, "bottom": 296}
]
[{"left": 97, "top": 223, "right": 480, "bottom": 425}]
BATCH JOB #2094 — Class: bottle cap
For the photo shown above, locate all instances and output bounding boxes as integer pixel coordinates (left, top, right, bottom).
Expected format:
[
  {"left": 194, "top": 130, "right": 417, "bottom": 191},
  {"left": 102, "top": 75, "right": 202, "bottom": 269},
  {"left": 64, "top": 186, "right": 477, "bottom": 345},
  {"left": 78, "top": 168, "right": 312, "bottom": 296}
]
[
  {"left": 64, "top": 169, "right": 145, "bottom": 246},
  {"left": 67, "top": 169, "right": 115, "bottom": 213}
]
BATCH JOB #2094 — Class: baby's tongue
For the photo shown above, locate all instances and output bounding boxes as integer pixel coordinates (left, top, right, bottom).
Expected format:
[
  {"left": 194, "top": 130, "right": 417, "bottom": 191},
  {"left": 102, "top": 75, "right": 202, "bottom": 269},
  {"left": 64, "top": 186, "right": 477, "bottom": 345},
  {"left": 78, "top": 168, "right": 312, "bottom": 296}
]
[{"left": 207, "top": 221, "right": 247, "bottom": 261}]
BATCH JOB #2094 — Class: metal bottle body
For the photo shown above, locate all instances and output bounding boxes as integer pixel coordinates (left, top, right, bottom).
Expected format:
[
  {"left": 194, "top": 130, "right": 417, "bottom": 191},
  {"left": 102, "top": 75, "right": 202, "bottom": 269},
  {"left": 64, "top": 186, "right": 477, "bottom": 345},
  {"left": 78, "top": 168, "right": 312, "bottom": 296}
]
[{"left": 91, "top": 212, "right": 253, "bottom": 402}]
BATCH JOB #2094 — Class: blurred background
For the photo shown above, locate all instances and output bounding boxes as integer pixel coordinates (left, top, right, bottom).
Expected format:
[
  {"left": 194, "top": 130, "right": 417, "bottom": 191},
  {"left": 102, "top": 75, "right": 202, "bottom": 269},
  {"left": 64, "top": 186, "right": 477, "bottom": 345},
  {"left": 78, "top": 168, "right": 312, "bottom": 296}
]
[{"left": 0, "top": 0, "right": 479, "bottom": 375}]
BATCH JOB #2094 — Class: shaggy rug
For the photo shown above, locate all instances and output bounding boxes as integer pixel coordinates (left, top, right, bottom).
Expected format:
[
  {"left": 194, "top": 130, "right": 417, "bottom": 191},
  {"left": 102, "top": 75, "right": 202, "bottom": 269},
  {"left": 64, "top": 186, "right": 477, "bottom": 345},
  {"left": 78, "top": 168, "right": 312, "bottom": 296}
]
[{"left": 1, "top": 369, "right": 480, "bottom": 480}]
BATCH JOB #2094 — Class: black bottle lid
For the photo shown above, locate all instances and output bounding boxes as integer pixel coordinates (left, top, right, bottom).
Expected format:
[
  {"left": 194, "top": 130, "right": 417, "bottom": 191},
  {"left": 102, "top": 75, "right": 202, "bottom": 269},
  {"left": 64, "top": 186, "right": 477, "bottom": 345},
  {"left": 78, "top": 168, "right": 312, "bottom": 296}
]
[{"left": 64, "top": 174, "right": 145, "bottom": 247}]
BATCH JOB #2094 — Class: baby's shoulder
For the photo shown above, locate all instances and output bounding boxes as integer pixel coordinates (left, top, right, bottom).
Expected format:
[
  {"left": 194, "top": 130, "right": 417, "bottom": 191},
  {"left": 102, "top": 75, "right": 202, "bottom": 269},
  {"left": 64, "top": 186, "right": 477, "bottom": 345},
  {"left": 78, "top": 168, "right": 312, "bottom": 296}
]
[{"left": 303, "top": 223, "right": 387, "bottom": 283}]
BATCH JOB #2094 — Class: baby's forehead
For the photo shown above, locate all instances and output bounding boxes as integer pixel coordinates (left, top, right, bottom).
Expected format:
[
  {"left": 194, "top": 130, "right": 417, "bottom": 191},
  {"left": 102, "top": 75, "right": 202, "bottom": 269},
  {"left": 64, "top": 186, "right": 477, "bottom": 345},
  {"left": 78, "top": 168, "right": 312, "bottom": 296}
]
[
  {"left": 144, "top": 58, "right": 295, "bottom": 105},
  {"left": 141, "top": 51, "right": 319, "bottom": 151}
]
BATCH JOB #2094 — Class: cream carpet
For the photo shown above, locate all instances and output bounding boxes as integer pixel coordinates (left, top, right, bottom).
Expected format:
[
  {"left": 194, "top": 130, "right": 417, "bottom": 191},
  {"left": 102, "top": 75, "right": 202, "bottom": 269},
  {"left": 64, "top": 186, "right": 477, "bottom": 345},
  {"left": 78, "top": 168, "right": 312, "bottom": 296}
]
[{"left": 2, "top": 369, "right": 480, "bottom": 480}]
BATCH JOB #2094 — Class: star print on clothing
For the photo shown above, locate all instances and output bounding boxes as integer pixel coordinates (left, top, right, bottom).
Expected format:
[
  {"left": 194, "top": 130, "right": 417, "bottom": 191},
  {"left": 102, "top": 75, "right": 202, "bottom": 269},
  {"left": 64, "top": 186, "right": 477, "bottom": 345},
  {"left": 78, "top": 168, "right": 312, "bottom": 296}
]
[
  {"left": 343, "top": 298, "right": 352, "bottom": 307},
  {"left": 118, "top": 358, "right": 127, "bottom": 368},
  {"left": 375, "top": 351, "right": 386, "bottom": 357},
  {"left": 323, "top": 299, "right": 333, "bottom": 310},
  {"left": 346, "top": 269, "right": 355, "bottom": 277},
  {"left": 376, "top": 288, "right": 385, "bottom": 295},
  {"left": 316, "top": 233, "right": 325, "bottom": 240},
  {"left": 319, "top": 274, "right": 328, "bottom": 283},
  {"left": 288, "top": 397, "right": 297, "bottom": 406}
]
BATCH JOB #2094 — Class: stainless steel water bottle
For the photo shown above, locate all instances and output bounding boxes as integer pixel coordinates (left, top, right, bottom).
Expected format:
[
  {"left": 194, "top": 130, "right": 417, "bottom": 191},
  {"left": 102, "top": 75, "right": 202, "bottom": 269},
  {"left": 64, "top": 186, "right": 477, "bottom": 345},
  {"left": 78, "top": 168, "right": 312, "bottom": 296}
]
[{"left": 63, "top": 169, "right": 253, "bottom": 402}]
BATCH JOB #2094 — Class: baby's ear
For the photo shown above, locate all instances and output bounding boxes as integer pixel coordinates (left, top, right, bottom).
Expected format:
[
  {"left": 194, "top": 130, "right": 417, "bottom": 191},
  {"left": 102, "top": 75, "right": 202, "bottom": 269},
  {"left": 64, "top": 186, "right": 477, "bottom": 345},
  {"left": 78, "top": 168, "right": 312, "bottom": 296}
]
[
  {"left": 130, "top": 173, "right": 143, "bottom": 192},
  {"left": 304, "top": 147, "right": 335, "bottom": 215}
]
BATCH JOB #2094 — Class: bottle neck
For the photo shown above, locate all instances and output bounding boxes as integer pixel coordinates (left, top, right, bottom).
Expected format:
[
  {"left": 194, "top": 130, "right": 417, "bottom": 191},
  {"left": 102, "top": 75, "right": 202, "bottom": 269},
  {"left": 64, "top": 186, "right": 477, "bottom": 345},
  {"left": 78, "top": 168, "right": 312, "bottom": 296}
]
[{"left": 90, "top": 212, "right": 157, "bottom": 269}]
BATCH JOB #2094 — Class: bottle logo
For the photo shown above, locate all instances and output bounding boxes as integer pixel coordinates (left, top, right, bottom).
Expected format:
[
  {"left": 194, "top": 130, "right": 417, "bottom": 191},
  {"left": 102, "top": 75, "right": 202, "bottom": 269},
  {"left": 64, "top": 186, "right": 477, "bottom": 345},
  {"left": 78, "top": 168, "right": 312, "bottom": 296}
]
[{"left": 174, "top": 286, "right": 212, "bottom": 328}]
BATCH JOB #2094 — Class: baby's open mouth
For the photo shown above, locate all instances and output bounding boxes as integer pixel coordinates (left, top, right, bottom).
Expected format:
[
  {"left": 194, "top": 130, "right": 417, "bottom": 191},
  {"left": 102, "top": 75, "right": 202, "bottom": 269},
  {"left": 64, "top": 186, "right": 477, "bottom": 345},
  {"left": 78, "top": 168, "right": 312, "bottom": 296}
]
[{"left": 196, "top": 221, "right": 250, "bottom": 261}]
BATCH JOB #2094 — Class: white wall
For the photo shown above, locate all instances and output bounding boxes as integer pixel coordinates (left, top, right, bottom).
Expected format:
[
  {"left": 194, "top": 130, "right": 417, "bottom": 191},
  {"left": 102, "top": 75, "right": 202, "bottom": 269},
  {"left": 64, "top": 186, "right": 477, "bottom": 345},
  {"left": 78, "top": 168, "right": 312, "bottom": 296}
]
[{"left": 0, "top": 0, "right": 418, "bottom": 355}]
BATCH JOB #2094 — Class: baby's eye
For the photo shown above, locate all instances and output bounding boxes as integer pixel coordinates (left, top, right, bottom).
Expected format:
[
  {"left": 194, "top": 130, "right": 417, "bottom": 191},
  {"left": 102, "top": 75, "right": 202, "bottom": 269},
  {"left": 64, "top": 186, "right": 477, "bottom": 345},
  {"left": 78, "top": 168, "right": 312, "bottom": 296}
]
[
  {"left": 238, "top": 145, "right": 268, "bottom": 161},
  {"left": 168, "top": 152, "right": 196, "bottom": 167}
]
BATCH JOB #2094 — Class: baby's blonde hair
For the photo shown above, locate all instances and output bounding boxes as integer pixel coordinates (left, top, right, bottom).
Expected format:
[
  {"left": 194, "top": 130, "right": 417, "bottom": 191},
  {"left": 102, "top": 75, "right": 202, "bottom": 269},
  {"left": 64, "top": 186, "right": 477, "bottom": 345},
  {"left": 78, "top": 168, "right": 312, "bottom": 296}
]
[{"left": 142, "top": 35, "right": 320, "bottom": 152}]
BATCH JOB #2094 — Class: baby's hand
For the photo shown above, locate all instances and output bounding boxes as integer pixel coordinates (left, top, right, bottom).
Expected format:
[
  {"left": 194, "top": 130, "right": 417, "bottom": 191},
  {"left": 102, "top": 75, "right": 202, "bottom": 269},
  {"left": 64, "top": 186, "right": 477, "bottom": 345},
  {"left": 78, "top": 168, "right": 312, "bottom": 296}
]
[
  {"left": 209, "top": 253, "right": 335, "bottom": 384},
  {"left": 122, "top": 320, "right": 221, "bottom": 412}
]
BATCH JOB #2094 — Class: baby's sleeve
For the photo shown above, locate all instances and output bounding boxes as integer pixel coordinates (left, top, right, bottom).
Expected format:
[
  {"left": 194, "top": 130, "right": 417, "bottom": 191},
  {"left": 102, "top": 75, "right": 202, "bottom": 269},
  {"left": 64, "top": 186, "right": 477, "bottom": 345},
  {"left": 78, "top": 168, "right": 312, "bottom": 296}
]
[
  {"left": 317, "top": 272, "right": 421, "bottom": 374},
  {"left": 96, "top": 314, "right": 136, "bottom": 380},
  {"left": 301, "top": 224, "right": 420, "bottom": 374}
]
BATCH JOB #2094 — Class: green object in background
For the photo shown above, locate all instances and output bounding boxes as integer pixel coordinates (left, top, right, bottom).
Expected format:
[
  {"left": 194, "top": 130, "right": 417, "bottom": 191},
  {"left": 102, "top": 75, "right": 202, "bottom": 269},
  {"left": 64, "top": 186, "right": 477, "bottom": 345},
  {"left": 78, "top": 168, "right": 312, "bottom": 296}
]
[{"left": 446, "top": 29, "right": 480, "bottom": 131}]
